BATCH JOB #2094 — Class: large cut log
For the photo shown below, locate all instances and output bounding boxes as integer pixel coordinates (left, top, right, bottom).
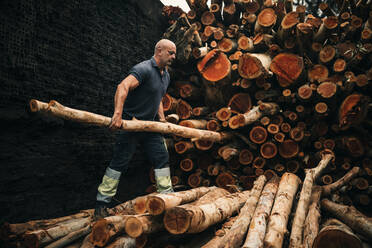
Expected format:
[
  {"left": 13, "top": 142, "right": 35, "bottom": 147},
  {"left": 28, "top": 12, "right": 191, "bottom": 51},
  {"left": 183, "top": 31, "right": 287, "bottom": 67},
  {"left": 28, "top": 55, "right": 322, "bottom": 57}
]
[
  {"left": 242, "top": 176, "right": 280, "bottom": 248},
  {"left": 29, "top": 100, "right": 233, "bottom": 142},
  {"left": 0, "top": 210, "right": 92, "bottom": 241},
  {"left": 229, "top": 102, "right": 279, "bottom": 129},
  {"left": 238, "top": 53, "right": 272, "bottom": 79},
  {"left": 303, "top": 186, "right": 322, "bottom": 248},
  {"left": 163, "top": 189, "right": 251, "bottom": 234},
  {"left": 313, "top": 219, "right": 363, "bottom": 248},
  {"left": 201, "top": 216, "right": 238, "bottom": 248},
  {"left": 270, "top": 53, "right": 304, "bottom": 87},
  {"left": 321, "top": 199, "right": 372, "bottom": 240},
  {"left": 214, "top": 175, "right": 267, "bottom": 248},
  {"left": 289, "top": 151, "right": 334, "bottom": 248},
  {"left": 22, "top": 217, "right": 91, "bottom": 248},
  {"left": 44, "top": 225, "right": 91, "bottom": 248},
  {"left": 197, "top": 49, "right": 231, "bottom": 82},
  {"left": 264, "top": 173, "right": 301, "bottom": 248},
  {"left": 91, "top": 215, "right": 129, "bottom": 247},
  {"left": 145, "top": 186, "right": 214, "bottom": 215},
  {"left": 125, "top": 214, "right": 163, "bottom": 238}
]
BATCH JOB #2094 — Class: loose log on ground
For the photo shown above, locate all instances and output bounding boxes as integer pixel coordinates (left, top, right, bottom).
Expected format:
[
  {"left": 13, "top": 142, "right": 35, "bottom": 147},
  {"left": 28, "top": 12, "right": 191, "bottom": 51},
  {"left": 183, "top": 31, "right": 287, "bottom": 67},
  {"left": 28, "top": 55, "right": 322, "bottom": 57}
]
[
  {"left": 313, "top": 218, "right": 363, "bottom": 248},
  {"left": 105, "top": 235, "right": 136, "bottom": 248},
  {"left": 242, "top": 176, "right": 279, "bottom": 248},
  {"left": 45, "top": 225, "right": 91, "bottom": 248},
  {"left": 22, "top": 217, "right": 91, "bottom": 248},
  {"left": 124, "top": 214, "right": 163, "bottom": 238},
  {"left": 29, "top": 100, "right": 233, "bottom": 142},
  {"left": 145, "top": 186, "right": 213, "bottom": 215},
  {"left": 289, "top": 151, "right": 334, "bottom": 248},
  {"left": 264, "top": 173, "right": 301, "bottom": 248},
  {"left": 303, "top": 186, "right": 322, "bottom": 248},
  {"left": 164, "top": 189, "right": 250, "bottom": 234},
  {"left": 214, "top": 175, "right": 267, "bottom": 248},
  {"left": 91, "top": 215, "right": 129, "bottom": 247},
  {"left": 201, "top": 216, "right": 238, "bottom": 248}
]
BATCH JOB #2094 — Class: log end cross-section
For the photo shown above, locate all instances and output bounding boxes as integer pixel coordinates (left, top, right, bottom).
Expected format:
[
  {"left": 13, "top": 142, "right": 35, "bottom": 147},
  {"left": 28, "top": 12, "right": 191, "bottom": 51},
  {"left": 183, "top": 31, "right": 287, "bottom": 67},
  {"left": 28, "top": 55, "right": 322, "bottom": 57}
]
[
  {"left": 270, "top": 53, "right": 304, "bottom": 87},
  {"left": 164, "top": 207, "right": 191, "bottom": 235},
  {"left": 197, "top": 49, "right": 231, "bottom": 82}
]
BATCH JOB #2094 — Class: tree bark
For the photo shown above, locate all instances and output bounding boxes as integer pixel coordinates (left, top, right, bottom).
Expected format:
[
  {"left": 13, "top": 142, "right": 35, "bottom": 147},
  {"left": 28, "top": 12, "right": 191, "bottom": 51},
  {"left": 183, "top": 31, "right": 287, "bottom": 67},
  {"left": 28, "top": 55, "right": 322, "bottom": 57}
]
[
  {"left": 264, "top": 173, "right": 301, "bottom": 248},
  {"left": 145, "top": 186, "right": 214, "bottom": 215},
  {"left": 303, "top": 186, "right": 322, "bottom": 248},
  {"left": 44, "top": 225, "right": 91, "bottom": 248},
  {"left": 289, "top": 152, "right": 334, "bottom": 248},
  {"left": 313, "top": 218, "right": 363, "bottom": 248},
  {"left": 124, "top": 214, "right": 163, "bottom": 238},
  {"left": 321, "top": 199, "right": 372, "bottom": 240},
  {"left": 322, "top": 167, "right": 361, "bottom": 196},
  {"left": 29, "top": 99, "right": 233, "bottom": 142},
  {"left": 91, "top": 215, "right": 129, "bottom": 247},
  {"left": 214, "top": 175, "right": 267, "bottom": 248},
  {"left": 164, "top": 189, "right": 251, "bottom": 234},
  {"left": 242, "top": 176, "right": 280, "bottom": 248}
]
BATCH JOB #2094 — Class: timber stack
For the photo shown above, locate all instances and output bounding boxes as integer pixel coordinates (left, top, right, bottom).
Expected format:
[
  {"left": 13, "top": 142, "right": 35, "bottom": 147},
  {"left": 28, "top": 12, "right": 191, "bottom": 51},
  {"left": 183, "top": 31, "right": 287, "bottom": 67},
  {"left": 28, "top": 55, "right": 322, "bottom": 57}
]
[{"left": 2, "top": 0, "right": 372, "bottom": 247}]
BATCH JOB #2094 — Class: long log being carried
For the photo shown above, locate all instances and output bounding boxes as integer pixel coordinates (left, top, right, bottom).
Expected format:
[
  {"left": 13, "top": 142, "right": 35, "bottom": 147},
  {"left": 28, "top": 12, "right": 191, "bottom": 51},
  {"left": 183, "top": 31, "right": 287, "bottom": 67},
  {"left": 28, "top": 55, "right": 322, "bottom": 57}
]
[{"left": 29, "top": 99, "right": 233, "bottom": 142}]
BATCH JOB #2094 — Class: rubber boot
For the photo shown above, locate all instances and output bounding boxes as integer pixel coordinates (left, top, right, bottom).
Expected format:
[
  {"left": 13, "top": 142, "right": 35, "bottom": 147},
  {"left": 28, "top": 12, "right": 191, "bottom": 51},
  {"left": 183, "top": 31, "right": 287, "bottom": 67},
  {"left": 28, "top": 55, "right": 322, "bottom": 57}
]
[
  {"left": 154, "top": 167, "right": 174, "bottom": 193},
  {"left": 95, "top": 167, "right": 121, "bottom": 219}
]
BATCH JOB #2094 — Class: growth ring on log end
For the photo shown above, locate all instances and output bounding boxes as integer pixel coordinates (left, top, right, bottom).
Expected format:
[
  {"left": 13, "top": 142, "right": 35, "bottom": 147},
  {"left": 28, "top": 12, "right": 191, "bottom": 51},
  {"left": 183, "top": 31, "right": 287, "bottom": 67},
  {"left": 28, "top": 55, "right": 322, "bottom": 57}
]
[
  {"left": 339, "top": 94, "right": 368, "bottom": 130},
  {"left": 164, "top": 207, "right": 191, "bottom": 234},
  {"left": 250, "top": 126, "right": 268, "bottom": 144},
  {"left": 279, "top": 139, "right": 299, "bottom": 158},
  {"left": 270, "top": 53, "right": 303, "bottom": 87},
  {"left": 197, "top": 49, "right": 231, "bottom": 82}
]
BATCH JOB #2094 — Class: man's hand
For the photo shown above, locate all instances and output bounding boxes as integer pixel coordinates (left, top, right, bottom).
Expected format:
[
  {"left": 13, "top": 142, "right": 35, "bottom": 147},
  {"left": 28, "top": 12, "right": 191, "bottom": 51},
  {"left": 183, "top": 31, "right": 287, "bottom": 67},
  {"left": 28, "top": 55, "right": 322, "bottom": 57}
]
[{"left": 109, "top": 113, "right": 123, "bottom": 130}]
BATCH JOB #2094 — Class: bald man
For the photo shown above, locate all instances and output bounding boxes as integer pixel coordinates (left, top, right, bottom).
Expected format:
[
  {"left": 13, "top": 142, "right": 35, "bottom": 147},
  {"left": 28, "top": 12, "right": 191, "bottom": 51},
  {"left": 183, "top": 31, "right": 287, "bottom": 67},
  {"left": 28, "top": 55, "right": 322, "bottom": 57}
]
[{"left": 95, "top": 39, "right": 177, "bottom": 219}]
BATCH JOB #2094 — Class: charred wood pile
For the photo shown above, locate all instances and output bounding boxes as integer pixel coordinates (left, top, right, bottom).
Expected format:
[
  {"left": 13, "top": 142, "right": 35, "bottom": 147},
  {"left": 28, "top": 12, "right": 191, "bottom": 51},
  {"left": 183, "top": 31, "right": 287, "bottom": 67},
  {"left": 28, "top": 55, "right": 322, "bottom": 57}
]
[{"left": 2, "top": 0, "right": 372, "bottom": 247}]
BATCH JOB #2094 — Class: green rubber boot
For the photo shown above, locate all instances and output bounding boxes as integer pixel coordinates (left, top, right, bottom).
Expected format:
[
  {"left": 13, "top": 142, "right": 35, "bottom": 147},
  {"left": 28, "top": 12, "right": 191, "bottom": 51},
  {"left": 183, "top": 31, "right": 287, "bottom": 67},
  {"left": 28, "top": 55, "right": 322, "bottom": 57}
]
[{"left": 154, "top": 167, "right": 174, "bottom": 193}]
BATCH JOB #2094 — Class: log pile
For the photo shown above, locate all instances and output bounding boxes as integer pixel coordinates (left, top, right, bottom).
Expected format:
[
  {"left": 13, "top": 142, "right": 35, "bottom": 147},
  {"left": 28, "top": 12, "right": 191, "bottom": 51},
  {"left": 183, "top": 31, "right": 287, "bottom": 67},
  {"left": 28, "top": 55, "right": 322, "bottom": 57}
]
[{"left": 2, "top": 0, "right": 372, "bottom": 247}]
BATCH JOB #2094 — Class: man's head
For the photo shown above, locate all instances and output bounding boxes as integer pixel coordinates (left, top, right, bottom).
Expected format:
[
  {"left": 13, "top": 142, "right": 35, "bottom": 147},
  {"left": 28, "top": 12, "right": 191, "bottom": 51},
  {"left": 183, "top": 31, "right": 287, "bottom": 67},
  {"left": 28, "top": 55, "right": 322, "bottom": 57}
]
[{"left": 154, "top": 39, "right": 176, "bottom": 68}]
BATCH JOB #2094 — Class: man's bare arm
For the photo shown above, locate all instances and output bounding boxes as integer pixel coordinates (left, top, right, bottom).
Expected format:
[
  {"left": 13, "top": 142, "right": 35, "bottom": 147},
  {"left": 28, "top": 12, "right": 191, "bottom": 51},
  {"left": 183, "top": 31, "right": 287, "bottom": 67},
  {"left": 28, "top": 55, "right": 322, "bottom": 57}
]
[
  {"left": 109, "top": 75, "right": 139, "bottom": 129},
  {"left": 158, "top": 101, "right": 166, "bottom": 122}
]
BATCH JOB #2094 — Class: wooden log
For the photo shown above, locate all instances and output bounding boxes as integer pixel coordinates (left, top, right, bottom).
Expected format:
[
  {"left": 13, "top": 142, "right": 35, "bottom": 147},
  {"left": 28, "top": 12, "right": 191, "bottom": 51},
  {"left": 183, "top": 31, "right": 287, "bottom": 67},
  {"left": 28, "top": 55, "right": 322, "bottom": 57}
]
[
  {"left": 105, "top": 235, "right": 136, "bottom": 248},
  {"left": 218, "top": 145, "right": 239, "bottom": 161},
  {"left": 176, "top": 99, "right": 192, "bottom": 120},
  {"left": 216, "top": 172, "right": 237, "bottom": 188},
  {"left": 253, "top": 156, "right": 266, "bottom": 169},
  {"left": 239, "top": 149, "right": 253, "bottom": 165},
  {"left": 238, "top": 53, "right": 271, "bottom": 79},
  {"left": 242, "top": 176, "right": 280, "bottom": 248},
  {"left": 124, "top": 215, "right": 163, "bottom": 238},
  {"left": 223, "top": 3, "right": 240, "bottom": 25},
  {"left": 80, "top": 233, "right": 94, "bottom": 248},
  {"left": 179, "top": 119, "right": 207, "bottom": 129},
  {"left": 250, "top": 126, "right": 268, "bottom": 144},
  {"left": 218, "top": 38, "right": 237, "bottom": 54},
  {"left": 215, "top": 175, "right": 267, "bottom": 248},
  {"left": 278, "top": 139, "right": 299, "bottom": 158},
  {"left": 194, "top": 139, "right": 214, "bottom": 151},
  {"left": 216, "top": 107, "right": 232, "bottom": 121},
  {"left": 289, "top": 151, "right": 334, "bottom": 248},
  {"left": 22, "top": 217, "right": 91, "bottom": 248},
  {"left": 162, "top": 93, "right": 179, "bottom": 113},
  {"left": 206, "top": 119, "right": 221, "bottom": 131},
  {"left": 197, "top": 49, "right": 231, "bottom": 82},
  {"left": 264, "top": 173, "right": 301, "bottom": 248},
  {"left": 303, "top": 186, "right": 322, "bottom": 248},
  {"left": 201, "top": 11, "right": 216, "bottom": 26},
  {"left": 179, "top": 158, "right": 194, "bottom": 172},
  {"left": 175, "top": 141, "right": 195, "bottom": 154},
  {"left": 228, "top": 93, "right": 252, "bottom": 114},
  {"left": 145, "top": 187, "right": 213, "bottom": 215},
  {"left": 230, "top": 102, "right": 279, "bottom": 129},
  {"left": 260, "top": 141, "right": 277, "bottom": 159},
  {"left": 255, "top": 8, "right": 277, "bottom": 34},
  {"left": 308, "top": 64, "right": 329, "bottom": 83},
  {"left": 192, "top": 106, "right": 210, "bottom": 117},
  {"left": 45, "top": 225, "right": 91, "bottom": 248},
  {"left": 29, "top": 100, "right": 233, "bottom": 142},
  {"left": 314, "top": 16, "right": 338, "bottom": 43},
  {"left": 338, "top": 93, "right": 369, "bottom": 130},
  {"left": 286, "top": 160, "right": 300, "bottom": 174},
  {"left": 165, "top": 114, "right": 179, "bottom": 124},
  {"left": 201, "top": 216, "right": 238, "bottom": 248},
  {"left": 91, "top": 215, "right": 129, "bottom": 247},
  {"left": 270, "top": 53, "right": 304, "bottom": 87},
  {"left": 237, "top": 35, "right": 254, "bottom": 51},
  {"left": 164, "top": 187, "right": 247, "bottom": 234},
  {"left": 313, "top": 218, "right": 363, "bottom": 248},
  {"left": 0, "top": 211, "right": 92, "bottom": 241}
]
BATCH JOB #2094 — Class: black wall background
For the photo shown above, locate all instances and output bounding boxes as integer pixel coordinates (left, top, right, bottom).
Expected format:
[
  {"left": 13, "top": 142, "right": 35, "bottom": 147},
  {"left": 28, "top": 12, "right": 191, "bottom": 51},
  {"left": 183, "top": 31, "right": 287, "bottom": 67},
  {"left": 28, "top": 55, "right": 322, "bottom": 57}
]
[{"left": 0, "top": 0, "right": 167, "bottom": 223}]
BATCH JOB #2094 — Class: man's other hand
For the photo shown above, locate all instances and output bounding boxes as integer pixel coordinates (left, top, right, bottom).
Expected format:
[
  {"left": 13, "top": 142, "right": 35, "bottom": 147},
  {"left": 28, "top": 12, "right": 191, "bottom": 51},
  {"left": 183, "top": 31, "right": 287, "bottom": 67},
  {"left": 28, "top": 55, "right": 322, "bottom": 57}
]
[{"left": 109, "top": 113, "right": 123, "bottom": 129}]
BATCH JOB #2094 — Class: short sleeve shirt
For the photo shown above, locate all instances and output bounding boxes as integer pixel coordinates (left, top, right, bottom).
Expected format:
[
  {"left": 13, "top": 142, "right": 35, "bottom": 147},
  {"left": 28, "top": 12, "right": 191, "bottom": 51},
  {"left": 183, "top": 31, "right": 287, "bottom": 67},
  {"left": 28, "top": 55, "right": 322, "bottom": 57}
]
[{"left": 123, "top": 57, "right": 170, "bottom": 120}]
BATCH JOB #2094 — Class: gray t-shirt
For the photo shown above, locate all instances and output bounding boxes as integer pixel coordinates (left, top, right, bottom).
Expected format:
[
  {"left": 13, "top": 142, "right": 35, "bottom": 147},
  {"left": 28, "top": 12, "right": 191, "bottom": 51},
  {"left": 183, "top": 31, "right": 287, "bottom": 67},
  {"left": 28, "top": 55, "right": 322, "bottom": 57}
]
[{"left": 123, "top": 57, "right": 170, "bottom": 120}]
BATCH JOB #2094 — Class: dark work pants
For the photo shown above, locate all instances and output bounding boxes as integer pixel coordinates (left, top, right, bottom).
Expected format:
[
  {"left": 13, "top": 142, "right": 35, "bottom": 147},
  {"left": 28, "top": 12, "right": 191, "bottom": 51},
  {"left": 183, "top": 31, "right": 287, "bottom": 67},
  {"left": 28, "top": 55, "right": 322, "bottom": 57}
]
[{"left": 109, "top": 130, "right": 169, "bottom": 173}]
